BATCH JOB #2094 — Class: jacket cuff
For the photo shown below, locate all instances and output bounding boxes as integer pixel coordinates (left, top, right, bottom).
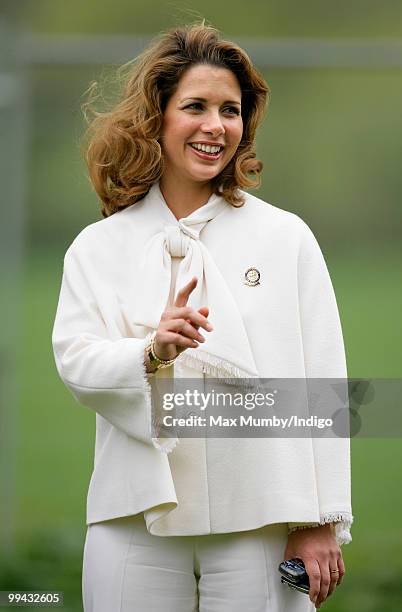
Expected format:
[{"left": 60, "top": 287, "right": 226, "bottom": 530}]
[
  {"left": 288, "top": 512, "right": 353, "bottom": 546},
  {"left": 142, "top": 340, "right": 180, "bottom": 454}
]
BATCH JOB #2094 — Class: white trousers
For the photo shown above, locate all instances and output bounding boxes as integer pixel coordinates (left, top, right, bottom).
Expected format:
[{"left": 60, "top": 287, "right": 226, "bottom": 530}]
[{"left": 82, "top": 513, "right": 315, "bottom": 612}]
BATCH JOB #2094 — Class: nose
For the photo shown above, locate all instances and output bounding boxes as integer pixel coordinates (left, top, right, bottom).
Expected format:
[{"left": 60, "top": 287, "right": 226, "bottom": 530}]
[{"left": 200, "top": 110, "right": 225, "bottom": 137}]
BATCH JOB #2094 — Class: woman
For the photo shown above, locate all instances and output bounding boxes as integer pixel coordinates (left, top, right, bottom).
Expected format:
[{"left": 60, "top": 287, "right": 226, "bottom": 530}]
[{"left": 52, "top": 21, "right": 353, "bottom": 612}]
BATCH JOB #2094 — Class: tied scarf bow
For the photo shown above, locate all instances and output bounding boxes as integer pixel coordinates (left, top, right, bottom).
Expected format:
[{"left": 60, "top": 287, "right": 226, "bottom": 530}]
[{"left": 134, "top": 182, "right": 259, "bottom": 380}]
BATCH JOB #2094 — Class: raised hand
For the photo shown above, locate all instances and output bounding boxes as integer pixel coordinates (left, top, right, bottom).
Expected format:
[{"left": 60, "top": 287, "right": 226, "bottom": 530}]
[{"left": 152, "top": 276, "right": 213, "bottom": 362}]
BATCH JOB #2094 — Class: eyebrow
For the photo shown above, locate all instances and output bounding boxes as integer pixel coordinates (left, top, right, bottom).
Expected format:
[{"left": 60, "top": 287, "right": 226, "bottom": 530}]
[{"left": 180, "top": 97, "right": 241, "bottom": 106}]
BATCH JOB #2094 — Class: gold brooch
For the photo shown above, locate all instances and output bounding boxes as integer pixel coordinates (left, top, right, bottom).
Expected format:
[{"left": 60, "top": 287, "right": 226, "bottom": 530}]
[{"left": 243, "top": 267, "right": 261, "bottom": 286}]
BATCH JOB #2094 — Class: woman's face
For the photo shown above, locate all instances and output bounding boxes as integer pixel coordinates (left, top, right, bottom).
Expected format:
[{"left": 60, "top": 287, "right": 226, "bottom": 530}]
[{"left": 159, "top": 63, "right": 243, "bottom": 187}]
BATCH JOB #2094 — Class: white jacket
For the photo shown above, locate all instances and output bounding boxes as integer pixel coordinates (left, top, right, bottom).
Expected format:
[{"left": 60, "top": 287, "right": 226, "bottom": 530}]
[{"left": 52, "top": 182, "right": 353, "bottom": 544}]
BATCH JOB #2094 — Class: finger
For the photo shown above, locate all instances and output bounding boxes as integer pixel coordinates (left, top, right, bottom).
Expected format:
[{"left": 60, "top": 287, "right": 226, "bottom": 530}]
[
  {"left": 189, "top": 306, "right": 210, "bottom": 331},
  {"left": 303, "top": 558, "right": 321, "bottom": 607},
  {"left": 164, "top": 319, "right": 206, "bottom": 343},
  {"left": 194, "top": 305, "right": 209, "bottom": 319},
  {"left": 337, "top": 556, "right": 345, "bottom": 586},
  {"left": 158, "top": 331, "right": 199, "bottom": 350},
  {"left": 188, "top": 307, "right": 210, "bottom": 332},
  {"left": 315, "top": 559, "right": 331, "bottom": 609},
  {"left": 184, "top": 305, "right": 209, "bottom": 330},
  {"left": 327, "top": 565, "right": 339, "bottom": 597},
  {"left": 174, "top": 277, "right": 198, "bottom": 308},
  {"left": 165, "top": 307, "right": 213, "bottom": 332}
]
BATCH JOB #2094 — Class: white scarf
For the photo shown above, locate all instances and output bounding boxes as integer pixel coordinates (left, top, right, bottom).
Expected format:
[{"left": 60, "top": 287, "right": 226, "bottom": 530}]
[{"left": 134, "top": 181, "right": 259, "bottom": 380}]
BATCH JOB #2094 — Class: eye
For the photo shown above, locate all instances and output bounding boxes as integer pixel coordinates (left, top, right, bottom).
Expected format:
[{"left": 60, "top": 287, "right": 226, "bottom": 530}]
[
  {"left": 184, "top": 103, "right": 240, "bottom": 115},
  {"left": 223, "top": 106, "right": 241, "bottom": 116},
  {"left": 185, "top": 102, "right": 203, "bottom": 110}
]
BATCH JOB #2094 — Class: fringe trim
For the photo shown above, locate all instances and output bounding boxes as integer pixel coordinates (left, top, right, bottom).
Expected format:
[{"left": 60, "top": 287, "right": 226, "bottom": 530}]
[
  {"left": 288, "top": 512, "right": 354, "bottom": 546},
  {"left": 178, "top": 349, "right": 258, "bottom": 386},
  {"left": 151, "top": 407, "right": 180, "bottom": 454},
  {"left": 152, "top": 436, "right": 180, "bottom": 454},
  {"left": 140, "top": 332, "right": 179, "bottom": 455},
  {"left": 334, "top": 522, "right": 353, "bottom": 546},
  {"left": 288, "top": 523, "right": 320, "bottom": 532},
  {"left": 320, "top": 511, "right": 354, "bottom": 526}
]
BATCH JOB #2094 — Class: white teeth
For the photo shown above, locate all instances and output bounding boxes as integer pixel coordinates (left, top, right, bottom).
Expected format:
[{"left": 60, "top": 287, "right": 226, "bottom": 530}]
[{"left": 190, "top": 143, "right": 222, "bottom": 154}]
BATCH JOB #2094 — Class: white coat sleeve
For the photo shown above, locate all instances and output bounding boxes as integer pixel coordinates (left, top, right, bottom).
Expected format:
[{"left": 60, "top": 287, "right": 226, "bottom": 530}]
[
  {"left": 288, "top": 220, "right": 353, "bottom": 546},
  {"left": 51, "top": 240, "right": 177, "bottom": 453}
]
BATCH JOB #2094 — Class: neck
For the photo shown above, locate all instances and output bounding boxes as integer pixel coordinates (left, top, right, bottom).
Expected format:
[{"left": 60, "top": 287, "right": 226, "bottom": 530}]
[{"left": 159, "top": 174, "right": 214, "bottom": 220}]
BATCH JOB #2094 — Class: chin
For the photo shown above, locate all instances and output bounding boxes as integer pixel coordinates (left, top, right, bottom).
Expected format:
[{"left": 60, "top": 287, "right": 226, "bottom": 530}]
[{"left": 187, "top": 167, "right": 222, "bottom": 183}]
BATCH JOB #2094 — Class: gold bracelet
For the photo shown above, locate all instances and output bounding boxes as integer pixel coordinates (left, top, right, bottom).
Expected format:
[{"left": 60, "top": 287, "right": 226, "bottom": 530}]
[{"left": 145, "top": 331, "right": 177, "bottom": 371}]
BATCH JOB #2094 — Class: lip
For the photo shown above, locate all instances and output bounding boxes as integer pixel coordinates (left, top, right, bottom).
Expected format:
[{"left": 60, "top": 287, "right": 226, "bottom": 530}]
[{"left": 187, "top": 143, "right": 224, "bottom": 161}]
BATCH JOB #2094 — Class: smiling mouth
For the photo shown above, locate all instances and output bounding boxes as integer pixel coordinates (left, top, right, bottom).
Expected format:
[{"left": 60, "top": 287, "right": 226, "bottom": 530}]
[{"left": 188, "top": 143, "right": 224, "bottom": 160}]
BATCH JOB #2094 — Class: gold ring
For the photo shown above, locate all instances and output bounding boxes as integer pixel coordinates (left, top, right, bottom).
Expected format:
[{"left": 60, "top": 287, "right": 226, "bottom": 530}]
[{"left": 330, "top": 569, "right": 339, "bottom": 574}]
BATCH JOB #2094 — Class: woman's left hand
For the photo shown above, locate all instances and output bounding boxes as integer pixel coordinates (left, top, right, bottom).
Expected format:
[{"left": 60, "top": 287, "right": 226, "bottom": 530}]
[{"left": 283, "top": 523, "right": 345, "bottom": 609}]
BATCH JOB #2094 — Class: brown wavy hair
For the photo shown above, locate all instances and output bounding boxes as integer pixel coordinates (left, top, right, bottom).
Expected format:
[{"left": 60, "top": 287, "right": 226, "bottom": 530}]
[{"left": 81, "top": 21, "right": 270, "bottom": 217}]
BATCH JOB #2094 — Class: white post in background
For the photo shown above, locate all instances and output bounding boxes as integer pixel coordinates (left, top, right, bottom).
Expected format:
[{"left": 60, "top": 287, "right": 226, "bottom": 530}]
[{"left": 0, "top": 18, "right": 30, "bottom": 556}]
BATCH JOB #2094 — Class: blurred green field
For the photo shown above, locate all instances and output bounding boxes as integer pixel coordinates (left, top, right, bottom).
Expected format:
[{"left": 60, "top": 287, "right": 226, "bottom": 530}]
[{"left": 1, "top": 244, "right": 400, "bottom": 611}]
